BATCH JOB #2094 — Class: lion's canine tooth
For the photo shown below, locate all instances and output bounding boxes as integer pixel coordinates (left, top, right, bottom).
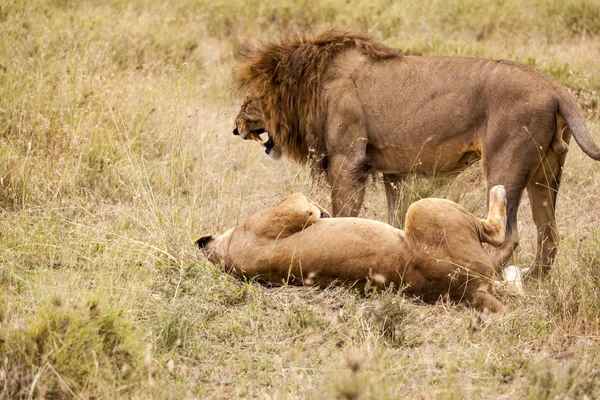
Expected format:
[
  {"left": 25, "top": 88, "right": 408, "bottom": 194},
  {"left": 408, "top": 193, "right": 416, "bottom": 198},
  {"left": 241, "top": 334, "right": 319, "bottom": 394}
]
[{"left": 246, "top": 132, "right": 263, "bottom": 142}]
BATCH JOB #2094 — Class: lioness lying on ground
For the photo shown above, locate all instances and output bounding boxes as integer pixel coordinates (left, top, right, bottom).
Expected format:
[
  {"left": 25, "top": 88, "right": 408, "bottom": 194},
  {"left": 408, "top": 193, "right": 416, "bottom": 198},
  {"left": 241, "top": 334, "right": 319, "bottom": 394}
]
[{"left": 196, "top": 186, "right": 508, "bottom": 313}]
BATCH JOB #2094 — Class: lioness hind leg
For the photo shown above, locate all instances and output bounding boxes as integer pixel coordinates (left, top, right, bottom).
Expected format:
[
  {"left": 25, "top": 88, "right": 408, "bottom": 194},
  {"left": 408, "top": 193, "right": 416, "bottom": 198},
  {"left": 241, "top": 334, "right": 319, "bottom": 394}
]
[
  {"left": 468, "top": 287, "right": 505, "bottom": 314},
  {"left": 478, "top": 185, "right": 507, "bottom": 247},
  {"left": 484, "top": 183, "right": 522, "bottom": 271}
]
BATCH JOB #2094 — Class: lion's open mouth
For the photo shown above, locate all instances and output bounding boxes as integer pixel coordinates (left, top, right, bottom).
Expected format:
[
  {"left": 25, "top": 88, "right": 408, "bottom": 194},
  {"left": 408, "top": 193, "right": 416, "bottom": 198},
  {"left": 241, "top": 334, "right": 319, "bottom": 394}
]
[
  {"left": 244, "top": 128, "right": 266, "bottom": 142},
  {"left": 242, "top": 129, "right": 275, "bottom": 155}
]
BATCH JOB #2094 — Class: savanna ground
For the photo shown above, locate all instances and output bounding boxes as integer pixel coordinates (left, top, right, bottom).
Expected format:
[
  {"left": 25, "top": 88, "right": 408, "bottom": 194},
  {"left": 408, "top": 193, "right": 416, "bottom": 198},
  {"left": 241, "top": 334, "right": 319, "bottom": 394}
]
[{"left": 1, "top": 0, "right": 600, "bottom": 398}]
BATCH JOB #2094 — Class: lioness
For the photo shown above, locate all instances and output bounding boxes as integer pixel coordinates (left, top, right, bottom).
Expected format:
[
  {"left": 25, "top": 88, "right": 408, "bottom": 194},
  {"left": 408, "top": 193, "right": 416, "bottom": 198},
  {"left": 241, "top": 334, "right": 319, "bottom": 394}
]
[
  {"left": 196, "top": 186, "right": 508, "bottom": 313},
  {"left": 232, "top": 29, "right": 600, "bottom": 275}
]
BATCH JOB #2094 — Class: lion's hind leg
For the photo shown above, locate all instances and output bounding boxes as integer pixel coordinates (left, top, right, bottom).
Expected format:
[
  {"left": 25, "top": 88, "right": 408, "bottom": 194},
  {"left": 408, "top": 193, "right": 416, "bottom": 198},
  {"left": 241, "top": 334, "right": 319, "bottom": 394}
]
[{"left": 526, "top": 119, "right": 570, "bottom": 276}]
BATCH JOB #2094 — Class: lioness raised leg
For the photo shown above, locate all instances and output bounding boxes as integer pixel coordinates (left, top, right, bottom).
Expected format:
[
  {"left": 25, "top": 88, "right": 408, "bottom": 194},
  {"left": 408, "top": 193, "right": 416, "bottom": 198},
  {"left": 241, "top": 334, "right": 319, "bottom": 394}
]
[
  {"left": 404, "top": 186, "right": 507, "bottom": 312},
  {"left": 487, "top": 184, "right": 523, "bottom": 270},
  {"left": 478, "top": 185, "right": 508, "bottom": 248}
]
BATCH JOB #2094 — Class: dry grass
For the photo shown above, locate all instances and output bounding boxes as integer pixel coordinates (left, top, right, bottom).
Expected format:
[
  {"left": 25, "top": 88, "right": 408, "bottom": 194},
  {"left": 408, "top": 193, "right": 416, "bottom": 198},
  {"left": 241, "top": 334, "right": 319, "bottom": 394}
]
[{"left": 1, "top": 0, "right": 600, "bottom": 398}]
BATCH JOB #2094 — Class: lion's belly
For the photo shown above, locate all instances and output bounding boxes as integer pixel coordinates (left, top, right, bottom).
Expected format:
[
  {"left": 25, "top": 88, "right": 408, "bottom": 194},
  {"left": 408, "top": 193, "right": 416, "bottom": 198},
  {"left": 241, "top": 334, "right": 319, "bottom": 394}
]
[
  {"left": 366, "top": 144, "right": 481, "bottom": 177},
  {"left": 346, "top": 56, "right": 490, "bottom": 176}
]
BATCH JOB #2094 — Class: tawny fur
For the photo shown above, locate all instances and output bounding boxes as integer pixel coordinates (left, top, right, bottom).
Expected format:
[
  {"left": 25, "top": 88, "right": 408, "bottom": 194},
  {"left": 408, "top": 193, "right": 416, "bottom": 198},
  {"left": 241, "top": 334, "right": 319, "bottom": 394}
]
[
  {"left": 232, "top": 28, "right": 600, "bottom": 274},
  {"left": 197, "top": 186, "right": 509, "bottom": 313}
]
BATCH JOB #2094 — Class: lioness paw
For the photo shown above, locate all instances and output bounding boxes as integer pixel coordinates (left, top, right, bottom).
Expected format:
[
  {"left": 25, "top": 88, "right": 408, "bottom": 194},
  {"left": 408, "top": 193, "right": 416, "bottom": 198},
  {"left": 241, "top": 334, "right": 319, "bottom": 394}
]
[{"left": 489, "top": 185, "right": 506, "bottom": 204}]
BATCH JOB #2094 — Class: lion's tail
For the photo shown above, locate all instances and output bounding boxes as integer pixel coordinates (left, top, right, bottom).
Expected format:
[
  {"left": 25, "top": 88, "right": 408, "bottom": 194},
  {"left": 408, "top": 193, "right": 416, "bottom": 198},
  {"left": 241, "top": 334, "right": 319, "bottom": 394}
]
[{"left": 557, "top": 93, "right": 600, "bottom": 160}]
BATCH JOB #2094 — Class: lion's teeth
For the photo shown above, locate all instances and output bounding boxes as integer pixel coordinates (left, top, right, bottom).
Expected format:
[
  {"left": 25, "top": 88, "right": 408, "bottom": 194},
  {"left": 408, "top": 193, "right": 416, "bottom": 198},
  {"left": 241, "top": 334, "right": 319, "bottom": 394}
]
[{"left": 247, "top": 132, "right": 264, "bottom": 143}]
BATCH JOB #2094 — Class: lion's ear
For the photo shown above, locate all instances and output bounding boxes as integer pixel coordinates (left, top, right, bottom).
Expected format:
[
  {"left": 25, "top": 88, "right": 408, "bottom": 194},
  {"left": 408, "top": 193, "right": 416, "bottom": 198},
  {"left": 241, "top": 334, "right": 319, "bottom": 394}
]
[{"left": 194, "top": 234, "right": 213, "bottom": 249}]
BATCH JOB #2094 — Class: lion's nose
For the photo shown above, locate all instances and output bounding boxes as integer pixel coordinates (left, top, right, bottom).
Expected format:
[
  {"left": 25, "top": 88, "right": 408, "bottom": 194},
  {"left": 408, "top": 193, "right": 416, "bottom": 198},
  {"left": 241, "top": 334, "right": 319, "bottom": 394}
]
[{"left": 233, "top": 127, "right": 239, "bottom": 136}]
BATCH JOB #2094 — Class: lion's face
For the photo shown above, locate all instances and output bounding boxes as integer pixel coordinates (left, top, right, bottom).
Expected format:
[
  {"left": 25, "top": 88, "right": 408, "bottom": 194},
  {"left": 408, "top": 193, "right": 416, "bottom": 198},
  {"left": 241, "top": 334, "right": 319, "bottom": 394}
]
[{"left": 233, "top": 97, "right": 281, "bottom": 159}]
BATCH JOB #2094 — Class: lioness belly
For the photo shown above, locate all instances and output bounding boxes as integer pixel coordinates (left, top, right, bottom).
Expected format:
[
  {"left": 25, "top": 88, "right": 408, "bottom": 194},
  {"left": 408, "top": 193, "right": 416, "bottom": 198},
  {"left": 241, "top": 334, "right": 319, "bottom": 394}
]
[{"left": 241, "top": 218, "right": 412, "bottom": 287}]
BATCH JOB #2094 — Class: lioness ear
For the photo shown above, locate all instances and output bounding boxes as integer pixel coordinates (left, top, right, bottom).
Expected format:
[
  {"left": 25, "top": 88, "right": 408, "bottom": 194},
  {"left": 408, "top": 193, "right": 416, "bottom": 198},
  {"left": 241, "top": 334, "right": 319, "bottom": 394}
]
[{"left": 194, "top": 234, "right": 213, "bottom": 249}]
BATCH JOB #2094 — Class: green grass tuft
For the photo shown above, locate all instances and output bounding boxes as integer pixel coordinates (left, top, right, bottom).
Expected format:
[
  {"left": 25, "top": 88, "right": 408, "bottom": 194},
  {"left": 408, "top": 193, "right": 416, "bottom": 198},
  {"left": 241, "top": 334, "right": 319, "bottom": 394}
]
[{"left": 0, "top": 295, "right": 146, "bottom": 399}]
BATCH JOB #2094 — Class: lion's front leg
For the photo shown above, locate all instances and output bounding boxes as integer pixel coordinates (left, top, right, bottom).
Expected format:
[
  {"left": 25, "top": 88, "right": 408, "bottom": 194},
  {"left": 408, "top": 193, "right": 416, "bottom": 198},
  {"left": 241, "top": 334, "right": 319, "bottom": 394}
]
[
  {"left": 325, "top": 95, "right": 370, "bottom": 218},
  {"left": 328, "top": 153, "right": 368, "bottom": 218}
]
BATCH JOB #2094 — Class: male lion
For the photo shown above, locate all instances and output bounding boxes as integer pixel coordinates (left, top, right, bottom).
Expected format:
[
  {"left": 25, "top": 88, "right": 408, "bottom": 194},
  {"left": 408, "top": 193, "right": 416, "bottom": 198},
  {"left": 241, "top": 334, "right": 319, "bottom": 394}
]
[
  {"left": 232, "top": 28, "right": 600, "bottom": 275},
  {"left": 196, "top": 186, "right": 509, "bottom": 313}
]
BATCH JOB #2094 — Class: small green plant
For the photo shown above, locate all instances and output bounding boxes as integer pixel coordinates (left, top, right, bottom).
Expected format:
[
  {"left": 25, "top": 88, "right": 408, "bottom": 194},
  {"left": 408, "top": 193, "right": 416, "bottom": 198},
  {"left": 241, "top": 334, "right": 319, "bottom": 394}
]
[{"left": 0, "top": 297, "right": 147, "bottom": 399}]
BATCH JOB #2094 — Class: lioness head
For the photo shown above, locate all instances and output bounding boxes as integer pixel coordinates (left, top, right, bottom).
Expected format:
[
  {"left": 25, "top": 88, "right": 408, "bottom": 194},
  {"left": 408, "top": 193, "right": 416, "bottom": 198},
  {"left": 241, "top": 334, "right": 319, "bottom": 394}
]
[
  {"left": 233, "top": 97, "right": 281, "bottom": 159},
  {"left": 195, "top": 193, "right": 329, "bottom": 263}
]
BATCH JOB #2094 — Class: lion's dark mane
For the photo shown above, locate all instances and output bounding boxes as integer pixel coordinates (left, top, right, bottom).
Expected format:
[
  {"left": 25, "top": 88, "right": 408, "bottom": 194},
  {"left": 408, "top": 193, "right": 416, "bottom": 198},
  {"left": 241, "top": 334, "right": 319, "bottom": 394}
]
[{"left": 234, "top": 28, "right": 400, "bottom": 173}]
